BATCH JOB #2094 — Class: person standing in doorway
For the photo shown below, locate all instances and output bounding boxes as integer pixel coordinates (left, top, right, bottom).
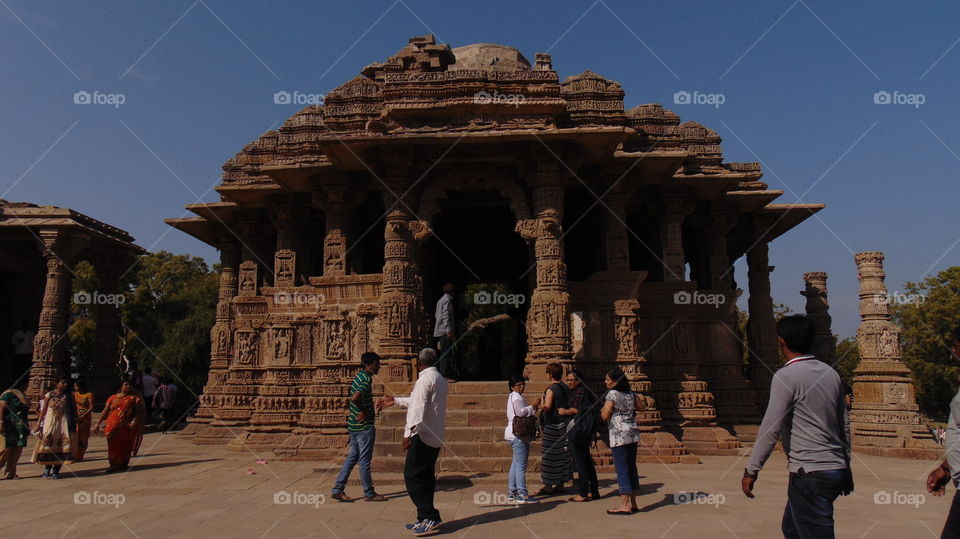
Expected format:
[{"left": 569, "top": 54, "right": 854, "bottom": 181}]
[
  {"left": 331, "top": 352, "right": 388, "bottom": 502},
  {"left": 433, "top": 283, "right": 456, "bottom": 381},
  {"left": 382, "top": 348, "right": 448, "bottom": 536}
]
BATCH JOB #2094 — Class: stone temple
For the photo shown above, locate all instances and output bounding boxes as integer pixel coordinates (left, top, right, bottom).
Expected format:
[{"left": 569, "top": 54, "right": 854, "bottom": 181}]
[{"left": 166, "top": 35, "right": 824, "bottom": 465}]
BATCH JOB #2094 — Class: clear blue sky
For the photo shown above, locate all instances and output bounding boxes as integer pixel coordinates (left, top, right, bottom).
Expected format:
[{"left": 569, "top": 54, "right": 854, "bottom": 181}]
[{"left": 2, "top": 0, "right": 958, "bottom": 338}]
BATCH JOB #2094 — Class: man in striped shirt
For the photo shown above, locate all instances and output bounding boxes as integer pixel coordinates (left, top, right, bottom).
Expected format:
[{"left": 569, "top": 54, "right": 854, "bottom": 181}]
[{"left": 331, "top": 352, "right": 387, "bottom": 502}]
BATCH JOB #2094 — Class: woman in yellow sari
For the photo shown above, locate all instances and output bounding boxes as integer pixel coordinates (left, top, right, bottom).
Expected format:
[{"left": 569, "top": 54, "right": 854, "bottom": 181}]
[
  {"left": 94, "top": 381, "right": 144, "bottom": 473},
  {"left": 73, "top": 379, "right": 94, "bottom": 462}
]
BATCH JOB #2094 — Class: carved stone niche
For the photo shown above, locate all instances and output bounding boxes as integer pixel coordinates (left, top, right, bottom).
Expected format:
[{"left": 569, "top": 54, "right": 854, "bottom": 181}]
[
  {"left": 274, "top": 249, "right": 296, "bottom": 287},
  {"left": 322, "top": 317, "right": 349, "bottom": 362},
  {"left": 270, "top": 326, "right": 294, "bottom": 366},
  {"left": 235, "top": 329, "right": 260, "bottom": 366},
  {"left": 238, "top": 261, "right": 259, "bottom": 297}
]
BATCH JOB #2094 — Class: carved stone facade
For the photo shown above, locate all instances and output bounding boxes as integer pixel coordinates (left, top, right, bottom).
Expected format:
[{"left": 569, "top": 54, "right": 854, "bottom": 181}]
[
  {"left": 167, "top": 35, "right": 823, "bottom": 459},
  {"left": 849, "top": 252, "right": 941, "bottom": 459}
]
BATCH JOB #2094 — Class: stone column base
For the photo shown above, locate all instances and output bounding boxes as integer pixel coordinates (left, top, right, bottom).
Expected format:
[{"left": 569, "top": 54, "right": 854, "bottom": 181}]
[{"left": 680, "top": 426, "right": 742, "bottom": 456}]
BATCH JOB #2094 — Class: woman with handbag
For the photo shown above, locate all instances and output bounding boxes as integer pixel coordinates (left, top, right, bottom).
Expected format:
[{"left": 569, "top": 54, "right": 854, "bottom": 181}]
[{"left": 504, "top": 375, "right": 541, "bottom": 503}]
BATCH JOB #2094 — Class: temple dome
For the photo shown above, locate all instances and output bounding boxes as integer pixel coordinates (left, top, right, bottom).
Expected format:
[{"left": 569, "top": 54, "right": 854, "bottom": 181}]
[{"left": 451, "top": 43, "right": 530, "bottom": 71}]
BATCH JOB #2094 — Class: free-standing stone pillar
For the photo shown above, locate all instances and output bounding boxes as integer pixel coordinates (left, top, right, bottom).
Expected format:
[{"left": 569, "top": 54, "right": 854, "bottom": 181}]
[
  {"left": 517, "top": 159, "right": 572, "bottom": 374},
  {"left": 850, "top": 252, "right": 940, "bottom": 458},
  {"left": 802, "top": 272, "right": 836, "bottom": 365},
  {"left": 28, "top": 232, "right": 77, "bottom": 402},
  {"left": 746, "top": 241, "right": 778, "bottom": 408},
  {"left": 271, "top": 205, "right": 297, "bottom": 287}
]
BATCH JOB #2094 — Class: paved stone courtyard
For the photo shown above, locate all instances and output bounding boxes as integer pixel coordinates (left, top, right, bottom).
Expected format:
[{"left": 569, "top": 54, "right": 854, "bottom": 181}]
[{"left": 0, "top": 432, "right": 950, "bottom": 538}]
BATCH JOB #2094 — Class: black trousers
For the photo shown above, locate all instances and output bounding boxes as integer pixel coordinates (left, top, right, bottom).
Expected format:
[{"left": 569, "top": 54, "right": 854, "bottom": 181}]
[
  {"left": 404, "top": 435, "right": 441, "bottom": 522},
  {"left": 942, "top": 490, "right": 960, "bottom": 538},
  {"left": 569, "top": 434, "right": 599, "bottom": 498}
]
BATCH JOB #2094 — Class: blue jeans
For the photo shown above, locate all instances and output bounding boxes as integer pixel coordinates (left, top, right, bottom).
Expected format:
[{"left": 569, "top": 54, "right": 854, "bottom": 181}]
[
  {"left": 332, "top": 428, "right": 376, "bottom": 497},
  {"left": 508, "top": 438, "right": 530, "bottom": 496},
  {"left": 611, "top": 443, "right": 639, "bottom": 494},
  {"left": 782, "top": 469, "right": 844, "bottom": 539}
]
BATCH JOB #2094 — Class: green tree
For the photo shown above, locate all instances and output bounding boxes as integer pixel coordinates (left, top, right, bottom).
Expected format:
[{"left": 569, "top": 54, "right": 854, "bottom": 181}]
[
  {"left": 833, "top": 336, "right": 859, "bottom": 387},
  {"left": 121, "top": 251, "right": 218, "bottom": 395},
  {"left": 68, "top": 260, "right": 101, "bottom": 379},
  {"left": 892, "top": 266, "right": 960, "bottom": 420}
]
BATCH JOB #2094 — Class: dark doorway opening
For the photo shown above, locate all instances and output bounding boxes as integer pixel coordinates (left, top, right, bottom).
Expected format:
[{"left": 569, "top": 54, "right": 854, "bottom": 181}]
[{"left": 420, "top": 190, "right": 529, "bottom": 381}]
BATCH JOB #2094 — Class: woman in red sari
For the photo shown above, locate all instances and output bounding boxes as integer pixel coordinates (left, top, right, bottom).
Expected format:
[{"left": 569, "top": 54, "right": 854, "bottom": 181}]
[{"left": 94, "top": 381, "right": 145, "bottom": 473}]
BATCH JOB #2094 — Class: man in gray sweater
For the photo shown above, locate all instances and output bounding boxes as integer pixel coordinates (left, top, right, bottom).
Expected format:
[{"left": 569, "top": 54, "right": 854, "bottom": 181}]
[{"left": 741, "top": 314, "right": 850, "bottom": 539}]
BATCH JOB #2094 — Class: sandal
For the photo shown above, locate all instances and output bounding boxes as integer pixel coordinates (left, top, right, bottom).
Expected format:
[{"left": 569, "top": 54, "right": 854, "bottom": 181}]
[
  {"left": 606, "top": 507, "right": 634, "bottom": 515},
  {"left": 567, "top": 495, "right": 592, "bottom": 502}
]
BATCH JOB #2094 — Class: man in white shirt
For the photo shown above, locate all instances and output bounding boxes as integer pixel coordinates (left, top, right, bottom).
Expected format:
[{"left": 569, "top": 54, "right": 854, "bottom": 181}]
[
  {"left": 142, "top": 370, "right": 159, "bottom": 419},
  {"left": 382, "top": 348, "right": 448, "bottom": 536},
  {"left": 432, "top": 283, "right": 456, "bottom": 380}
]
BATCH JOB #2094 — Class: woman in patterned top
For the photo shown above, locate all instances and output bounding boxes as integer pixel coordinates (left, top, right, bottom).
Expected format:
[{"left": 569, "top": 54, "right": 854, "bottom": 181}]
[
  {"left": 600, "top": 367, "right": 647, "bottom": 515},
  {"left": 0, "top": 378, "right": 30, "bottom": 479}
]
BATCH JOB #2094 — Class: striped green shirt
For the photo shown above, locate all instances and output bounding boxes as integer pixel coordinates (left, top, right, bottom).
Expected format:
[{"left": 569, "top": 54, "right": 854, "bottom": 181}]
[{"left": 346, "top": 370, "right": 374, "bottom": 432}]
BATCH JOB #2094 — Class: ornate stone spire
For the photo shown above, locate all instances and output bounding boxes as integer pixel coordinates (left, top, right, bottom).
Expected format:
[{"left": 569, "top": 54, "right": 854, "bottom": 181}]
[{"left": 849, "top": 252, "right": 940, "bottom": 458}]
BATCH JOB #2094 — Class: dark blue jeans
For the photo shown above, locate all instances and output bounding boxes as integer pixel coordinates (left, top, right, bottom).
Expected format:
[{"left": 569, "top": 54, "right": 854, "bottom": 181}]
[
  {"left": 941, "top": 490, "right": 960, "bottom": 538},
  {"left": 332, "top": 428, "right": 376, "bottom": 497},
  {"left": 782, "top": 468, "right": 844, "bottom": 539},
  {"left": 611, "top": 442, "right": 640, "bottom": 495}
]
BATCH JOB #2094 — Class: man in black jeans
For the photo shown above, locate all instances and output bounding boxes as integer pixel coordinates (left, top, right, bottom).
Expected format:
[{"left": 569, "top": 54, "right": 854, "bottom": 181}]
[
  {"left": 382, "top": 348, "right": 448, "bottom": 536},
  {"left": 741, "top": 315, "right": 851, "bottom": 538},
  {"left": 927, "top": 326, "right": 960, "bottom": 537}
]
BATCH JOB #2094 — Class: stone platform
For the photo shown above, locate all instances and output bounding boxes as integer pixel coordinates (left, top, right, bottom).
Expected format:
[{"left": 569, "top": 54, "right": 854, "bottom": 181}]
[{"left": 0, "top": 431, "right": 949, "bottom": 538}]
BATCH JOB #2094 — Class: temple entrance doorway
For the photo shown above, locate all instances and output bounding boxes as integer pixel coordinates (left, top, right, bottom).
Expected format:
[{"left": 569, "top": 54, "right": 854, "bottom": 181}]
[{"left": 420, "top": 189, "right": 530, "bottom": 381}]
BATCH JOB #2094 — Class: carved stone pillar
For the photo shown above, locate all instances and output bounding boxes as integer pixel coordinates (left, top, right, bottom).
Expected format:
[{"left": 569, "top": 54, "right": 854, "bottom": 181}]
[
  {"left": 603, "top": 186, "right": 631, "bottom": 272},
  {"left": 850, "top": 252, "right": 940, "bottom": 458},
  {"left": 746, "top": 241, "right": 778, "bottom": 408},
  {"left": 376, "top": 150, "right": 425, "bottom": 382},
  {"left": 518, "top": 164, "right": 571, "bottom": 374},
  {"left": 613, "top": 299, "right": 660, "bottom": 429},
  {"left": 707, "top": 209, "right": 734, "bottom": 290},
  {"left": 659, "top": 193, "right": 691, "bottom": 282},
  {"left": 28, "top": 233, "right": 77, "bottom": 402},
  {"left": 271, "top": 205, "right": 297, "bottom": 287},
  {"left": 88, "top": 258, "right": 127, "bottom": 402},
  {"left": 318, "top": 183, "right": 350, "bottom": 276},
  {"left": 802, "top": 272, "right": 836, "bottom": 364}
]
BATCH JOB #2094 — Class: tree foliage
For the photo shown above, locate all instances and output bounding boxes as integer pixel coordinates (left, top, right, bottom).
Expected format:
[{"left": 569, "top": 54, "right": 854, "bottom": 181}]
[{"left": 892, "top": 266, "right": 960, "bottom": 420}]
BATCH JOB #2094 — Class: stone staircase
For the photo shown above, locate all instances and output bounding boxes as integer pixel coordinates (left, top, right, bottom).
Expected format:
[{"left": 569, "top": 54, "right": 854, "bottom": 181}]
[{"left": 369, "top": 380, "right": 697, "bottom": 475}]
